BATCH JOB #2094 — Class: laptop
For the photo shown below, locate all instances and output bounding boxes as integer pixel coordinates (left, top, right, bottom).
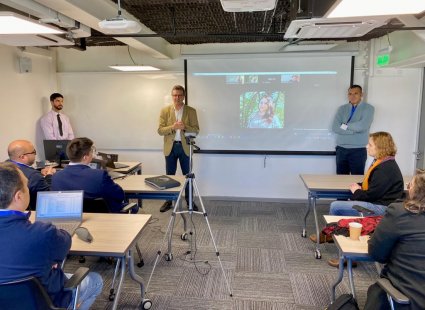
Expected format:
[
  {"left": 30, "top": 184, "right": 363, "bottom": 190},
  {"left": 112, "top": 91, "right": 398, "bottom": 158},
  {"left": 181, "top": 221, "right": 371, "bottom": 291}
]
[
  {"left": 88, "top": 159, "right": 126, "bottom": 179},
  {"left": 35, "top": 191, "right": 84, "bottom": 236},
  {"left": 145, "top": 175, "right": 181, "bottom": 190},
  {"left": 98, "top": 152, "right": 129, "bottom": 169}
]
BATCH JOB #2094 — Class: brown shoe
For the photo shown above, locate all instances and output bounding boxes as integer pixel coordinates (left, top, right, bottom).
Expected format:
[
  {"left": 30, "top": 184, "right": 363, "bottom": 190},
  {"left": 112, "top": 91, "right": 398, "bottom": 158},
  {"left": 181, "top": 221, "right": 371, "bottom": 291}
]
[
  {"left": 309, "top": 233, "right": 334, "bottom": 244},
  {"left": 328, "top": 258, "right": 358, "bottom": 268}
]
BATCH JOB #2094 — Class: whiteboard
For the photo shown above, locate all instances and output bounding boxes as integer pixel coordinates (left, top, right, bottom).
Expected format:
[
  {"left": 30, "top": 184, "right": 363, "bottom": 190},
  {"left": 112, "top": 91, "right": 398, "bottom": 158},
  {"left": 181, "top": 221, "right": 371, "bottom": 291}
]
[{"left": 57, "top": 72, "right": 184, "bottom": 149}]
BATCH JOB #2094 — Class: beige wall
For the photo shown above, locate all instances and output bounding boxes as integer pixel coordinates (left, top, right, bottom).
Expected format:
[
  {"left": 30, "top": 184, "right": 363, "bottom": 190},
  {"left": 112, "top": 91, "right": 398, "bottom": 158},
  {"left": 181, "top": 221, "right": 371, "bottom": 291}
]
[{"left": 0, "top": 45, "right": 57, "bottom": 160}]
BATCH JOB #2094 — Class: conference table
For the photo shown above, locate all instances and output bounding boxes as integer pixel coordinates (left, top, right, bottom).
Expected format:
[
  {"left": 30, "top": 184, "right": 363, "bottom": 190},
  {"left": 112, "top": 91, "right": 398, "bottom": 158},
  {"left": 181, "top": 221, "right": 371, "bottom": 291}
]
[
  {"left": 30, "top": 212, "right": 152, "bottom": 310},
  {"left": 115, "top": 174, "right": 185, "bottom": 201},
  {"left": 324, "top": 215, "right": 371, "bottom": 302},
  {"left": 115, "top": 174, "right": 188, "bottom": 255},
  {"left": 299, "top": 174, "right": 411, "bottom": 259},
  {"left": 300, "top": 174, "right": 363, "bottom": 259}
]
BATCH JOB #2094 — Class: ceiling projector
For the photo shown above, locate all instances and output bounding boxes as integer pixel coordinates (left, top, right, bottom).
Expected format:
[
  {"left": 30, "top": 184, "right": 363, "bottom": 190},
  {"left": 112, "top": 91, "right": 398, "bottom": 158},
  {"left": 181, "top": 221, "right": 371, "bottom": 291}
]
[{"left": 98, "top": 17, "right": 142, "bottom": 34}]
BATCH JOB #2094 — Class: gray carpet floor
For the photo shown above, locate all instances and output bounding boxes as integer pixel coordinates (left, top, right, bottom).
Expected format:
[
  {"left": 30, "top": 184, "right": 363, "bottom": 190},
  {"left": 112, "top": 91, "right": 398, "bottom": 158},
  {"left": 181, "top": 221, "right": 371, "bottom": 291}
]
[{"left": 64, "top": 199, "right": 378, "bottom": 309}]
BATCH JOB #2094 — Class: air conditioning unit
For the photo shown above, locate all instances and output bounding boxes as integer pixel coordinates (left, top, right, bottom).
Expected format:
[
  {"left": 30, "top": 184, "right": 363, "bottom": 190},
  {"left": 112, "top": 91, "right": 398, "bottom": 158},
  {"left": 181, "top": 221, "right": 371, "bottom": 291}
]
[
  {"left": 220, "top": 0, "right": 277, "bottom": 12},
  {"left": 284, "top": 17, "right": 389, "bottom": 39}
]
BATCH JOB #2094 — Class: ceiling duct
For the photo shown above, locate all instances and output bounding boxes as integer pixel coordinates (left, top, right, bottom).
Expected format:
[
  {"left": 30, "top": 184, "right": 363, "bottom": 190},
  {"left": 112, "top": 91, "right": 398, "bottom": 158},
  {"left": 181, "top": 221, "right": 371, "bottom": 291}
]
[{"left": 284, "top": 16, "right": 389, "bottom": 39}]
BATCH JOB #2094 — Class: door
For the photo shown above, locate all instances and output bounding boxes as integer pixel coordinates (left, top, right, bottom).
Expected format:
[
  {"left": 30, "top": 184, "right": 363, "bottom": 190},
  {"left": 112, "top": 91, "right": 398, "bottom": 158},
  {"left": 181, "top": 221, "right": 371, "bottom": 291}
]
[{"left": 416, "top": 68, "right": 425, "bottom": 169}]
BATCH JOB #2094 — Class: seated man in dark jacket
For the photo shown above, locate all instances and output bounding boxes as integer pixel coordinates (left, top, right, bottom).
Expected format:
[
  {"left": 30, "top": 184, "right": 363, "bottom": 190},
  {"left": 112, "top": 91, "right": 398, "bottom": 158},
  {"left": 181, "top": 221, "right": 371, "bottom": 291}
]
[
  {"left": 7, "top": 140, "right": 56, "bottom": 210},
  {"left": 52, "top": 137, "right": 138, "bottom": 213},
  {"left": 0, "top": 162, "right": 103, "bottom": 309}
]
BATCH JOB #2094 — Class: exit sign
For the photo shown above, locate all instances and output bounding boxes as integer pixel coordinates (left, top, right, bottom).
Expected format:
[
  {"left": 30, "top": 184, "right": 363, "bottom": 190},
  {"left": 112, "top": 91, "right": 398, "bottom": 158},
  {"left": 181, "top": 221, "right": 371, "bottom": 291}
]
[{"left": 377, "top": 54, "right": 390, "bottom": 67}]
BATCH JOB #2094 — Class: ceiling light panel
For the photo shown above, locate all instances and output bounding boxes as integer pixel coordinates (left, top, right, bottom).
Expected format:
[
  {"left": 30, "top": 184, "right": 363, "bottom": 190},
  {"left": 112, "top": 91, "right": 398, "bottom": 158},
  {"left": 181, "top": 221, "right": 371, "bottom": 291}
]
[
  {"left": 109, "top": 65, "right": 160, "bottom": 72},
  {"left": 0, "top": 12, "right": 64, "bottom": 34},
  {"left": 326, "top": 0, "right": 425, "bottom": 18}
]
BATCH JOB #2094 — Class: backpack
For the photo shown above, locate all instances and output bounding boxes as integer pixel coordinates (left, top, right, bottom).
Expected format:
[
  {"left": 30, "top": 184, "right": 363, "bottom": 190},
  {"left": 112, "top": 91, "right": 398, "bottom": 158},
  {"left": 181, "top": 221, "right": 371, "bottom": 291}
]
[{"left": 325, "top": 293, "right": 359, "bottom": 310}]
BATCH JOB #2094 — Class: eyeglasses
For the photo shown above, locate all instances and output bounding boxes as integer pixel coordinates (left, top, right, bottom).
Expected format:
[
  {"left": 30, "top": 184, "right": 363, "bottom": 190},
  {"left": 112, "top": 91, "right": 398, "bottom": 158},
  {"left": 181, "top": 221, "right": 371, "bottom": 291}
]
[{"left": 21, "top": 150, "right": 36, "bottom": 156}]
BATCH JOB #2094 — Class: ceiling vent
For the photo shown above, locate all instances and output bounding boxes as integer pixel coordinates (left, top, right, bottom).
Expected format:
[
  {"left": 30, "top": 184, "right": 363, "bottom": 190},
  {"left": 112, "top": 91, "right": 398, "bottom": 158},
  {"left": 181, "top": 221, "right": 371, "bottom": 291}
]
[
  {"left": 220, "top": 0, "right": 277, "bottom": 12},
  {"left": 284, "top": 17, "right": 389, "bottom": 39}
]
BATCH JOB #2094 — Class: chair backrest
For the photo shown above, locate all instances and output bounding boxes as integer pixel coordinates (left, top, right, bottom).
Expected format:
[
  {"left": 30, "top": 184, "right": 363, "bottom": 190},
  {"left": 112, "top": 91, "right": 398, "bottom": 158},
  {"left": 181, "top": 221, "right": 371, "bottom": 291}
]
[
  {"left": 83, "top": 198, "right": 110, "bottom": 213},
  {"left": 377, "top": 278, "right": 410, "bottom": 310},
  {"left": 0, "top": 276, "right": 64, "bottom": 310}
]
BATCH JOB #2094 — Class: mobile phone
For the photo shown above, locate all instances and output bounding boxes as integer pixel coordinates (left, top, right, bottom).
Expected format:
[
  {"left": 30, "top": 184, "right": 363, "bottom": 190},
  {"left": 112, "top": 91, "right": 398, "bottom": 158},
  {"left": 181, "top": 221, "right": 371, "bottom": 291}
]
[{"left": 352, "top": 205, "right": 375, "bottom": 216}]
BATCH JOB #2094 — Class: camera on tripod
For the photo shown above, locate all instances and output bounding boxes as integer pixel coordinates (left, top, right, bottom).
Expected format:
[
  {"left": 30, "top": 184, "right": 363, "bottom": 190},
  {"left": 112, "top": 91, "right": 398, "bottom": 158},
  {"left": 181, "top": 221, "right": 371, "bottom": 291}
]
[{"left": 184, "top": 132, "right": 197, "bottom": 145}]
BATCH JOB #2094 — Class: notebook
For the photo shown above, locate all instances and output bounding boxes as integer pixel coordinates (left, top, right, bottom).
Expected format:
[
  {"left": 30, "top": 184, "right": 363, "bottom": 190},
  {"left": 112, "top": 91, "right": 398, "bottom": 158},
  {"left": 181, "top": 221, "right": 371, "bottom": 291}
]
[
  {"left": 35, "top": 191, "right": 84, "bottom": 236},
  {"left": 98, "top": 152, "right": 129, "bottom": 169},
  {"left": 145, "top": 175, "right": 181, "bottom": 190}
]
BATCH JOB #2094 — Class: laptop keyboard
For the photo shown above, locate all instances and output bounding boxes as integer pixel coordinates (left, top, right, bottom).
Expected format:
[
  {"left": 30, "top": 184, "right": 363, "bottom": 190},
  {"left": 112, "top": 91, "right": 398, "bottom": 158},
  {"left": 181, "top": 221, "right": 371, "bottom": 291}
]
[{"left": 54, "top": 222, "right": 80, "bottom": 236}]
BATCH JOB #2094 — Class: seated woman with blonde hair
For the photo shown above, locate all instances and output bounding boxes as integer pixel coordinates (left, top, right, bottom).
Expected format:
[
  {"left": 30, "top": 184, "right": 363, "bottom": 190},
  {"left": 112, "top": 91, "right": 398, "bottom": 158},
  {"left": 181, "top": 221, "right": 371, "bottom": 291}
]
[
  {"left": 329, "top": 131, "right": 404, "bottom": 216},
  {"left": 310, "top": 132, "right": 405, "bottom": 246},
  {"left": 364, "top": 170, "right": 425, "bottom": 310}
]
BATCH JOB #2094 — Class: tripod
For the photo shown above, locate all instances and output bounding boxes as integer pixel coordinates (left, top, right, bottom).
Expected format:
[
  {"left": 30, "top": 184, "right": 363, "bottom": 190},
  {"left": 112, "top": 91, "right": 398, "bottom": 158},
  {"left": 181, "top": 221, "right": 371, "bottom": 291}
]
[{"left": 145, "top": 135, "right": 233, "bottom": 297}]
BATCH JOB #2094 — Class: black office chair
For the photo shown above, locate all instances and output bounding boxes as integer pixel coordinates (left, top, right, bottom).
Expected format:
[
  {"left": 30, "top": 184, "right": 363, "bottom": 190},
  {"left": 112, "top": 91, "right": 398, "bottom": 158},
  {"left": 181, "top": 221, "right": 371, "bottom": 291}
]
[
  {"left": 377, "top": 278, "right": 410, "bottom": 310},
  {"left": 0, "top": 267, "right": 89, "bottom": 310},
  {"left": 82, "top": 198, "right": 144, "bottom": 301}
]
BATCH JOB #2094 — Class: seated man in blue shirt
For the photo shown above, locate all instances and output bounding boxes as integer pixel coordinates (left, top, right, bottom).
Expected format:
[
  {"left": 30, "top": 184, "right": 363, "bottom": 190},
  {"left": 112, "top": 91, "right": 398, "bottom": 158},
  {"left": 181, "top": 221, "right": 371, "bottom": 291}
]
[
  {"left": 0, "top": 162, "right": 103, "bottom": 309},
  {"left": 52, "top": 137, "right": 138, "bottom": 213}
]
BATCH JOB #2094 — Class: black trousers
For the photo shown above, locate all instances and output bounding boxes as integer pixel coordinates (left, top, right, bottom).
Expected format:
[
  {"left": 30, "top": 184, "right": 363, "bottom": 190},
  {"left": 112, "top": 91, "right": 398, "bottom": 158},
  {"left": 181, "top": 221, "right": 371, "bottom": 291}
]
[{"left": 335, "top": 146, "right": 366, "bottom": 175}]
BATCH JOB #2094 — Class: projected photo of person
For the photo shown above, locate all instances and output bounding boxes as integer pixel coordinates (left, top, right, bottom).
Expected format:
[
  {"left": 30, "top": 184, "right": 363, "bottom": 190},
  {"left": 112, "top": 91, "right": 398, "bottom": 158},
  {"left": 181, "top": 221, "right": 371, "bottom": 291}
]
[
  {"left": 240, "top": 92, "right": 284, "bottom": 129},
  {"left": 226, "top": 75, "right": 245, "bottom": 85}
]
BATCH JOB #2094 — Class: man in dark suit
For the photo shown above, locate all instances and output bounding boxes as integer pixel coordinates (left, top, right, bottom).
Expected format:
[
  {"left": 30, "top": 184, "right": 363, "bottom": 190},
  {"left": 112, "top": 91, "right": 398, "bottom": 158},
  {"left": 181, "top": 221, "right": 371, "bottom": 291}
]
[
  {"left": 158, "top": 85, "right": 200, "bottom": 212},
  {"left": 51, "top": 137, "right": 137, "bottom": 213},
  {"left": 7, "top": 140, "right": 56, "bottom": 210}
]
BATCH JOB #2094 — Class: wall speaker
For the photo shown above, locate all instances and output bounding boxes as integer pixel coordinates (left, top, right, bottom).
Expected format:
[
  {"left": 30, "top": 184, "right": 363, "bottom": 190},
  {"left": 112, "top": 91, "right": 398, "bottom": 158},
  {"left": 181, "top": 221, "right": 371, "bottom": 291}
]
[{"left": 18, "top": 56, "right": 32, "bottom": 73}]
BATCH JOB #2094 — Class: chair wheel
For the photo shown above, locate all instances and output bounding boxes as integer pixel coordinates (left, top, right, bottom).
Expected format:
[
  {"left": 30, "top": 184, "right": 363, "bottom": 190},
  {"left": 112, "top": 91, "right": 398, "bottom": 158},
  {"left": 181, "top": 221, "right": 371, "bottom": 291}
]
[
  {"left": 164, "top": 253, "right": 173, "bottom": 261},
  {"left": 137, "top": 259, "right": 144, "bottom": 268},
  {"left": 181, "top": 233, "right": 188, "bottom": 240},
  {"left": 315, "top": 250, "right": 322, "bottom": 259},
  {"left": 140, "top": 299, "right": 152, "bottom": 309}
]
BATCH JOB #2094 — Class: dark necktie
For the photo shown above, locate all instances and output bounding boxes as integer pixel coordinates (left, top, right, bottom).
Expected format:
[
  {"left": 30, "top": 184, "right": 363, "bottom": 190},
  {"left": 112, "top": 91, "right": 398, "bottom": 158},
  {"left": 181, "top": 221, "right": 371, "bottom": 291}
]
[{"left": 57, "top": 114, "right": 63, "bottom": 137}]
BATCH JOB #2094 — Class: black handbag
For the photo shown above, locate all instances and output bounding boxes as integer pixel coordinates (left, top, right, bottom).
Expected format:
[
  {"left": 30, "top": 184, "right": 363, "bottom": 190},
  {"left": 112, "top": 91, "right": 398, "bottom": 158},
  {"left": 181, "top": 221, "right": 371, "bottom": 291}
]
[{"left": 325, "top": 294, "right": 359, "bottom": 310}]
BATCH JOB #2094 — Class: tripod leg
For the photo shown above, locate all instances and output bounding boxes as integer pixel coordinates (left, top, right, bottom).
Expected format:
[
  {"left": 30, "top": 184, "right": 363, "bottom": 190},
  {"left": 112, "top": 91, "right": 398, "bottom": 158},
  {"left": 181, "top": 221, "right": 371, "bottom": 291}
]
[
  {"left": 191, "top": 179, "right": 233, "bottom": 296},
  {"left": 166, "top": 179, "right": 188, "bottom": 258},
  {"left": 145, "top": 182, "right": 186, "bottom": 294}
]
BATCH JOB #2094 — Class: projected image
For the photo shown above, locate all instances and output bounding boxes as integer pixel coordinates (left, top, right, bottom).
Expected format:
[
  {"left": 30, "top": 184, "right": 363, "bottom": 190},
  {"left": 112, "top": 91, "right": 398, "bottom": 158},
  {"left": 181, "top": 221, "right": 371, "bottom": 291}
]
[
  {"left": 281, "top": 74, "right": 301, "bottom": 83},
  {"left": 247, "top": 75, "right": 259, "bottom": 84},
  {"left": 240, "top": 91, "right": 284, "bottom": 129},
  {"left": 226, "top": 75, "right": 245, "bottom": 84}
]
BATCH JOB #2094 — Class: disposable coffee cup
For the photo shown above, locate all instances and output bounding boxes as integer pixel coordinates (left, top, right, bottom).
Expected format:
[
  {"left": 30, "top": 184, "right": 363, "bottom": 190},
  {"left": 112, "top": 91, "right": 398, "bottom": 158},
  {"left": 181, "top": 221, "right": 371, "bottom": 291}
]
[{"left": 349, "top": 222, "right": 362, "bottom": 240}]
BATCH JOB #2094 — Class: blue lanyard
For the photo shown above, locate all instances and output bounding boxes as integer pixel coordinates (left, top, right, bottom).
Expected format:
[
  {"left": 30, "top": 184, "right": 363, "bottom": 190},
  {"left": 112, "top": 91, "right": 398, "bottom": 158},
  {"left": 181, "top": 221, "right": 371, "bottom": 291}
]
[{"left": 346, "top": 105, "right": 357, "bottom": 124}]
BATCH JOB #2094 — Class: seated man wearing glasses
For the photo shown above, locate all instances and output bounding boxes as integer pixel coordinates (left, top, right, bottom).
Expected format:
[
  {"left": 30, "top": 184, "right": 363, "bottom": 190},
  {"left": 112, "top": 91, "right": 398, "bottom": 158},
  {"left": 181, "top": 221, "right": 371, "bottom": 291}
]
[
  {"left": 7, "top": 140, "right": 56, "bottom": 210},
  {"left": 51, "top": 137, "right": 138, "bottom": 213}
]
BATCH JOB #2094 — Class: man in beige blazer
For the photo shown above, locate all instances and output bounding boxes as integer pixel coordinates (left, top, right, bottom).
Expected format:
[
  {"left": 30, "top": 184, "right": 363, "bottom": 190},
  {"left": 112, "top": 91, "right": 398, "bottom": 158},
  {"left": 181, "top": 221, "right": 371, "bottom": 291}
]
[{"left": 158, "top": 85, "right": 200, "bottom": 212}]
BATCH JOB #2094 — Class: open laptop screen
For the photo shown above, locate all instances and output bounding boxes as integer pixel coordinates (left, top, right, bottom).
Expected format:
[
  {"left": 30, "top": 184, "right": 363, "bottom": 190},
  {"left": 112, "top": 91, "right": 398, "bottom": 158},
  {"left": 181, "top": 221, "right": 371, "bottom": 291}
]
[{"left": 36, "top": 191, "right": 83, "bottom": 221}]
